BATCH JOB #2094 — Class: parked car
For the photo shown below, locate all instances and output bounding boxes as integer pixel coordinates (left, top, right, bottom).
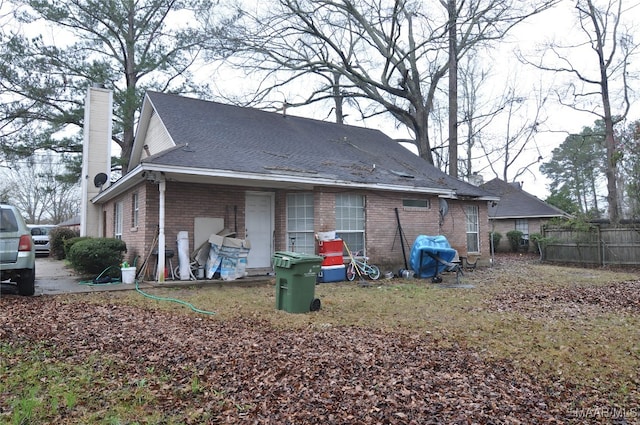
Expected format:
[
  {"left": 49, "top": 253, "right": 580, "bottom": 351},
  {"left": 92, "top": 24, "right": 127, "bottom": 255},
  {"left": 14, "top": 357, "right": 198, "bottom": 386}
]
[
  {"left": 0, "top": 204, "right": 36, "bottom": 295},
  {"left": 27, "top": 224, "right": 57, "bottom": 256}
]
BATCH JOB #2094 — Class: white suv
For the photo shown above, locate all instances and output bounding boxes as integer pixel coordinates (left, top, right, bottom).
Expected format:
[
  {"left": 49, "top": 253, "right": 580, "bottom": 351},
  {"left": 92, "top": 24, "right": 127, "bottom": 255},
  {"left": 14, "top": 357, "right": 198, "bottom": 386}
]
[
  {"left": 28, "top": 224, "right": 56, "bottom": 256},
  {"left": 1, "top": 204, "right": 36, "bottom": 295}
]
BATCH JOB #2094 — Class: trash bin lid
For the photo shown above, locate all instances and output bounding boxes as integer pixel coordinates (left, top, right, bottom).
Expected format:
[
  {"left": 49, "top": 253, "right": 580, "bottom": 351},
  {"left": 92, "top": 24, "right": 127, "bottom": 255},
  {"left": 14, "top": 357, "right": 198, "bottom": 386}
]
[{"left": 272, "top": 251, "right": 323, "bottom": 268}]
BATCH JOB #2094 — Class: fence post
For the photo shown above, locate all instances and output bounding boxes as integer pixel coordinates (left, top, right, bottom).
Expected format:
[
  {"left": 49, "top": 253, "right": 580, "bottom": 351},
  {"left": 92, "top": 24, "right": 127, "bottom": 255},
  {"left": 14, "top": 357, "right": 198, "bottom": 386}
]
[{"left": 597, "top": 226, "right": 603, "bottom": 266}]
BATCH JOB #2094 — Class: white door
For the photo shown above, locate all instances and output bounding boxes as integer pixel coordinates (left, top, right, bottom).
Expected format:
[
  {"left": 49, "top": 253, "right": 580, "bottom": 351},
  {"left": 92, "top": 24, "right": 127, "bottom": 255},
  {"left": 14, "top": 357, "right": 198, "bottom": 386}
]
[{"left": 245, "top": 192, "right": 274, "bottom": 269}]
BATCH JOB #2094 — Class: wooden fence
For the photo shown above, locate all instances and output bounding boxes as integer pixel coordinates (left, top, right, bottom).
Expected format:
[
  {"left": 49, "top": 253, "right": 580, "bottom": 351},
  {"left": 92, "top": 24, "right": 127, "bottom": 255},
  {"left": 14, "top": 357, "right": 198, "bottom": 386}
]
[{"left": 542, "top": 223, "right": 640, "bottom": 266}]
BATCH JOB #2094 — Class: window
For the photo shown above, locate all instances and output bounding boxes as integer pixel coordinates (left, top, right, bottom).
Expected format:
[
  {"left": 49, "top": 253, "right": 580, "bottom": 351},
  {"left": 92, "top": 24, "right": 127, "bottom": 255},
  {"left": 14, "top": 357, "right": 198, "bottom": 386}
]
[
  {"left": 0, "top": 207, "right": 18, "bottom": 232},
  {"left": 465, "top": 205, "right": 479, "bottom": 253},
  {"left": 286, "top": 193, "right": 315, "bottom": 254},
  {"left": 402, "top": 199, "right": 430, "bottom": 210},
  {"left": 336, "top": 193, "right": 365, "bottom": 254},
  {"left": 132, "top": 192, "right": 139, "bottom": 228},
  {"left": 515, "top": 219, "right": 529, "bottom": 245},
  {"left": 114, "top": 202, "right": 123, "bottom": 239}
]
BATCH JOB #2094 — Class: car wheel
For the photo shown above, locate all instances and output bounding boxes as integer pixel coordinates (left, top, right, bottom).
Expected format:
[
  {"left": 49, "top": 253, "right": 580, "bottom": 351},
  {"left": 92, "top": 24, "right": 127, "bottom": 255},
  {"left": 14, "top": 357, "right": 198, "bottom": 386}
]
[{"left": 17, "top": 267, "right": 35, "bottom": 296}]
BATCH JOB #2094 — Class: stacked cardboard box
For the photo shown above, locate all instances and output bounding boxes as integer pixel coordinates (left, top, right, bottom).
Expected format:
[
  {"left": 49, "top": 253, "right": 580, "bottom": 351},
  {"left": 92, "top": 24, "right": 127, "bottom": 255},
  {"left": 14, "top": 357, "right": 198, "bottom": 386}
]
[{"left": 206, "top": 234, "right": 251, "bottom": 280}]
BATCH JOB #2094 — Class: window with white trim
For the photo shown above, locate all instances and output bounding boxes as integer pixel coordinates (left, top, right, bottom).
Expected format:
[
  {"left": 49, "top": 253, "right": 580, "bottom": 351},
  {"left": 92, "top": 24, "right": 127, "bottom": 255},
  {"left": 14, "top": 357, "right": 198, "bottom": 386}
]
[
  {"left": 132, "top": 192, "right": 139, "bottom": 228},
  {"left": 336, "top": 193, "right": 365, "bottom": 254},
  {"left": 114, "top": 201, "right": 123, "bottom": 240},
  {"left": 402, "top": 198, "right": 430, "bottom": 211},
  {"left": 286, "top": 193, "right": 315, "bottom": 254},
  {"left": 515, "top": 219, "right": 529, "bottom": 245},
  {"left": 465, "top": 205, "right": 479, "bottom": 253}
]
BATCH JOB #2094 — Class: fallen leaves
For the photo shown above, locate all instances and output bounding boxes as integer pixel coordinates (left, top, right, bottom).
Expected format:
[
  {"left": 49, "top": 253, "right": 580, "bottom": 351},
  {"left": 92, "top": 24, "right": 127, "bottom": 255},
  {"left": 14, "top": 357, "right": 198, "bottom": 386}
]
[
  {"left": 487, "top": 280, "right": 640, "bottom": 318},
  {"left": 1, "top": 296, "right": 577, "bottom": 424}
]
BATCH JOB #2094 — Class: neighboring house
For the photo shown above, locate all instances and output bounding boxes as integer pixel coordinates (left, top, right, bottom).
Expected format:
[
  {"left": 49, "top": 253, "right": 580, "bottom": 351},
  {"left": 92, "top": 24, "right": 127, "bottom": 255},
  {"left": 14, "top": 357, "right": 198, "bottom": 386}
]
[
  {"left": 57, "top": 215, "right": 81, "bottom": 233},
  {"left": 480, "top": 178, "right": 570, "bottom": 252},
  {"left": 82, "top": 87, "right": 498, "bottom": 279}
]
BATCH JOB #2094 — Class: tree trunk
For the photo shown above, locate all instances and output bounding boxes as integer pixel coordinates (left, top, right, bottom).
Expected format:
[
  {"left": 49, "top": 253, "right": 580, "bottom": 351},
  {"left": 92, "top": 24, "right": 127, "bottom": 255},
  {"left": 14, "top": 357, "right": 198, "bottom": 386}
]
[
  {"left": 447, "top": 0, "right": 458, "bottom": 178},
  {"left": 414, "top": 107, "right": 434, "bottom": 165},
  {"left": 332, "top": 72, "right": 344, "bottom": 124}
]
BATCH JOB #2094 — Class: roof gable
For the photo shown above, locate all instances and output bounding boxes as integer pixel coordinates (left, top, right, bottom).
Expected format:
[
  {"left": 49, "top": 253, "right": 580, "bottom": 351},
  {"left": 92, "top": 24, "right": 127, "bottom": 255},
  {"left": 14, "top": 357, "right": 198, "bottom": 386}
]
[
  {"left": 130, "top": 92, "right": 494, "bottom": 198},
  {"left": 480, "top": 178, "right": 570, "bottom": 219}
]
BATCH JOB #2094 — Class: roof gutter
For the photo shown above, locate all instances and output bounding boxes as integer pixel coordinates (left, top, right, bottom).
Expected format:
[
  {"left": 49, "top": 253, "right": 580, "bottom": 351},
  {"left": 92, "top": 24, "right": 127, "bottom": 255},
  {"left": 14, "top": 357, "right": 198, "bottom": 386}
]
[{"left": 92, "top": 163, "right": 457, "bottom": 203}]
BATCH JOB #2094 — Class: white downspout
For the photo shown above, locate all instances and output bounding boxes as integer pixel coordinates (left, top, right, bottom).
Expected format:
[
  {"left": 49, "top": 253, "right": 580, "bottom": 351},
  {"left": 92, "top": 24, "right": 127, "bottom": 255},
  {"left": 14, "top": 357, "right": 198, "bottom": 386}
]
[{"left": 157, "top": 179, "right": 166, "bottom": 282}]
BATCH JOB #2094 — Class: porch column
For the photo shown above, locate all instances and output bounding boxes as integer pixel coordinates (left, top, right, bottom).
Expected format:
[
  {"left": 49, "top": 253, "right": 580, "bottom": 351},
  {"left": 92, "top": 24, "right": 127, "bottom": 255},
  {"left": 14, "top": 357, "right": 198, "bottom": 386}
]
[{"left": 157, "top": 178, "right": 166, "bottom": 282}]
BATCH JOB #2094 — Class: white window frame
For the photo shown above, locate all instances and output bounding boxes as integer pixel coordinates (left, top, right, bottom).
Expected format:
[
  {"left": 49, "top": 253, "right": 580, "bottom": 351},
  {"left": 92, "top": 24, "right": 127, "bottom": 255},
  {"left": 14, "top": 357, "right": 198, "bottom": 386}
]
[
  {"left": 132, "top": 192, "right": 139, "bottom": 228},
  {"left": 465, "top": 205, "right": 479, "bottom": 253},
  {"left": 286, "top": 193, "right": 315, "bottom": 254},
  {"left": 336, "top": 193, "right": 365, "bottom": 255},
  {"left": 515, "top": 219, "right": 529, "bottom": 246},
  {"left": 114, "top": 202, "right": 123, "bottom": 240},
  {"left": 402, "top": 198, "right": 431, "bottom": 211}
]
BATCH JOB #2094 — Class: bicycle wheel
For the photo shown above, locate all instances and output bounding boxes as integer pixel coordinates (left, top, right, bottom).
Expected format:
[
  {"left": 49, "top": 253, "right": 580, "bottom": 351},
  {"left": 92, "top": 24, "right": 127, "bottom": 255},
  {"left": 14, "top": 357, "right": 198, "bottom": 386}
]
[
  {"left": 367, "top": 265, "right": 381, "bottom": 280},
  {"left": 346, "top": 263, "right": 356, "bottom": 281}
]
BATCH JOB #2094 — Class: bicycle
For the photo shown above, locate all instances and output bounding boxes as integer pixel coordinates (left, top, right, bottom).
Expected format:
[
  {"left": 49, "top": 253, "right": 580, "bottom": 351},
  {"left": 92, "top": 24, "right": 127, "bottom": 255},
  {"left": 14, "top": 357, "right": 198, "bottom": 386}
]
[{"left": 346, "top": 250, "right": 381, "bottom": 281}]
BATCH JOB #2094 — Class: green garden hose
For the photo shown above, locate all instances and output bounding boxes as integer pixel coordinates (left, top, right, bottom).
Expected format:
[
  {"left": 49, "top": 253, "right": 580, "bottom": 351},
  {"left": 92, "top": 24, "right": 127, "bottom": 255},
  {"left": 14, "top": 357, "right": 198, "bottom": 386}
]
[
  {"left": 130, "top": 253, "right": 215, "bottom": 315},
  {"left": 134, "top": 279, "right": 216, "bottom": 316},
  {"left": 78, "top": 259, "right": 216, "bottom": 316},
  {"left": 78, "top": 265, "right": 122, "bottom": 286}
]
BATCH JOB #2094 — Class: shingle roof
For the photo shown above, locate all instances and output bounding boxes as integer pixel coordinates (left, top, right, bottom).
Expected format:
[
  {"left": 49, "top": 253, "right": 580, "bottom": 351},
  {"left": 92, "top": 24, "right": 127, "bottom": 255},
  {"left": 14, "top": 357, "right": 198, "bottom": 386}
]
[
  {"left": 480, "top": 178, "right": 569, "bottom": 218},
  {"left": 141, "top": 91, "right": 493, "bottom": 198}
]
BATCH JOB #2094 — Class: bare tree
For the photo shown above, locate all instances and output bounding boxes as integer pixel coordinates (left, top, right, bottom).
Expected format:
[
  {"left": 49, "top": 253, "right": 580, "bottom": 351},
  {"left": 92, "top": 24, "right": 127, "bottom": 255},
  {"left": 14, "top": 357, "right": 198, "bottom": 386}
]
[
  {"left": 481, "top": 84, "right": 548, "bottom": 183},
  {"left": 0, "top": 153, "right": 79, "bottom": 224},
  {"left": 457, "top": 54, "right": 549, "bottom": 184},
  {"left": 220, "top": 0, "right": 558, "bottom": 174},
  {"left": 524, "top": 0, "right": 639, "bottom": 221}
]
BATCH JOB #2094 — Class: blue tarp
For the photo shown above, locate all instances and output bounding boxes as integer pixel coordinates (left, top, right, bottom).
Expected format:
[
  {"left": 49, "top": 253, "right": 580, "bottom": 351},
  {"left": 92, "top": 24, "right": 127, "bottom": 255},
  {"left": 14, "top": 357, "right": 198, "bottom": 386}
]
[{"left": 410, "top": 235, "right": 457, "bottom": 278}]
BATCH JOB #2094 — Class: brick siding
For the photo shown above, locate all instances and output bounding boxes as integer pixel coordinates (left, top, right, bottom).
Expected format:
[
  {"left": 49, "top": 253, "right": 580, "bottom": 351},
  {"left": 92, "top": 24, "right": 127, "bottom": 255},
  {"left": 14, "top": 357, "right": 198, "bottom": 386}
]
[{"left": 102, "top": 182, "right": 490, "bottom": 273}]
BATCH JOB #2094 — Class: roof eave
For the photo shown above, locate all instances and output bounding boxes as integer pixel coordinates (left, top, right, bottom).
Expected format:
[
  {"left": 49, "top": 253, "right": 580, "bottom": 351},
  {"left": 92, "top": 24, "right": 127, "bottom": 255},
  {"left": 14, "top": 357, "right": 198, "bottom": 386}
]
[
  {"left": 489, "top": 214, "right": 569, "bottom": 219},
  {"left": 92, "top": 164, "right": 459, "bottom": 203}
]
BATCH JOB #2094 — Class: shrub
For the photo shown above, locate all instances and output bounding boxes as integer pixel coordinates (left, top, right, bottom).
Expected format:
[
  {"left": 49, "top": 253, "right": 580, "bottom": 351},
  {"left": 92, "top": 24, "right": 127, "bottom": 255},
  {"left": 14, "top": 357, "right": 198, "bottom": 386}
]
[
  {"left": 530, "top": 233, "right": 558, "bottom": 260},
  {"left": 49, "top": 227, "right": 80, "bottom": 260},
  {"left": 67, "top": 237, "right": 127, "bottom": 276},
  {"left": 64, "top": 236, "right": 92, "bottom": 259},
  {"left": 506, "top": 230, "right": 523, "bottom": 252},
  {"left": 489, "top": 232, "right": 502, "bottom": 252}
]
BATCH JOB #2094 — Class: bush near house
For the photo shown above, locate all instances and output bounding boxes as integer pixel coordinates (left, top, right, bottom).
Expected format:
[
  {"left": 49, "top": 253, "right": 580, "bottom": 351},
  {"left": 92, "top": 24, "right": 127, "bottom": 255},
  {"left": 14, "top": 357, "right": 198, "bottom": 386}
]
[
  {"left": 506, "top": 230, "right": 523, "bottom": 252},
  {"left": 48, "top": 227, "right": 80, "bottom": 260},
  {"left": 64, "top": 236, "right": 92, "bottom": 259},
  {"left": 67, "top": 237, "right": 127, "bottom": 276}
]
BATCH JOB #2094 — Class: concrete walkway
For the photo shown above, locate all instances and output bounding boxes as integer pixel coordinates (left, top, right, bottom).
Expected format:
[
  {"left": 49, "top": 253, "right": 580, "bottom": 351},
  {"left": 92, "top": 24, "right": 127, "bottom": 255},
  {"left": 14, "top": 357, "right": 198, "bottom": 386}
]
[{"left": 1, "top": 257, "right": 271, "bottom": 296}]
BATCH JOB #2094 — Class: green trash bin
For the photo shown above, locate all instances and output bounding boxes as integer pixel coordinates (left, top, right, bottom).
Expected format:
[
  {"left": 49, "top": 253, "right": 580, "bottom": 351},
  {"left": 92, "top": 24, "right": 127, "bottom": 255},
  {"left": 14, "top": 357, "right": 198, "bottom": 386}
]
[{"left": 273, "top": 251, "right": 323, "bottom": 313}]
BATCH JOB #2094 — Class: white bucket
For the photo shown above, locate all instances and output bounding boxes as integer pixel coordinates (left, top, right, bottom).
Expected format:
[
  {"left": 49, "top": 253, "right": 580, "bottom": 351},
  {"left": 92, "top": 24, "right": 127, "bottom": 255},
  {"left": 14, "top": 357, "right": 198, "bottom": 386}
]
[{"left": 121, "top": 267, "right": 136, "bottom": 284}]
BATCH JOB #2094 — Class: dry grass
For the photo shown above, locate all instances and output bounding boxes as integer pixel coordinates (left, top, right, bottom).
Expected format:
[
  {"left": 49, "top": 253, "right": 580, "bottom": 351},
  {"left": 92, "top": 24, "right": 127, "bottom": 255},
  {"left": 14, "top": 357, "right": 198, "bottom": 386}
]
[{"left": 68, "top": 254, "right": 640, "bottom": 408}]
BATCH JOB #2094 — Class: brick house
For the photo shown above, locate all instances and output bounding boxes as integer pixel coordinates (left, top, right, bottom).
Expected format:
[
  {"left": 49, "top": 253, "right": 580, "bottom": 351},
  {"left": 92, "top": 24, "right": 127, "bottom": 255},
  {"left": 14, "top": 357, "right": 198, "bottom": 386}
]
[
  {"left": 81, "top": 87, "right": 497, "bottom": 280},
  {"left": 480, "top": 178, "right": 570, "bottom": 252}
]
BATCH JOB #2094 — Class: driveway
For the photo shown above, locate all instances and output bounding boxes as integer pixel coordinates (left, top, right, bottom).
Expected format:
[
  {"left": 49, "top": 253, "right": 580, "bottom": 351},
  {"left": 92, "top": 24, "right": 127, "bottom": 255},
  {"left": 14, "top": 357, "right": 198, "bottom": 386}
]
[
  {"left": 1, "top": 257, "right": 143, "bottom": 296},
  {"left": 2, "top": 257, "right": 271, "bottom": 296}
]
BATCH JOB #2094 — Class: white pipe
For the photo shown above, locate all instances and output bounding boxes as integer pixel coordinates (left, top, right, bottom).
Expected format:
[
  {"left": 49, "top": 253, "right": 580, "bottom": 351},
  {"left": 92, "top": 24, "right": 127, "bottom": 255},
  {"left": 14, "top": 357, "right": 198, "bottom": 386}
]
[
  {"left": 177, "top": 231, "right": 190, "bottom": 280},
  {"left": 157, "top": 179, "right": 166, "bottom": 282}
]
